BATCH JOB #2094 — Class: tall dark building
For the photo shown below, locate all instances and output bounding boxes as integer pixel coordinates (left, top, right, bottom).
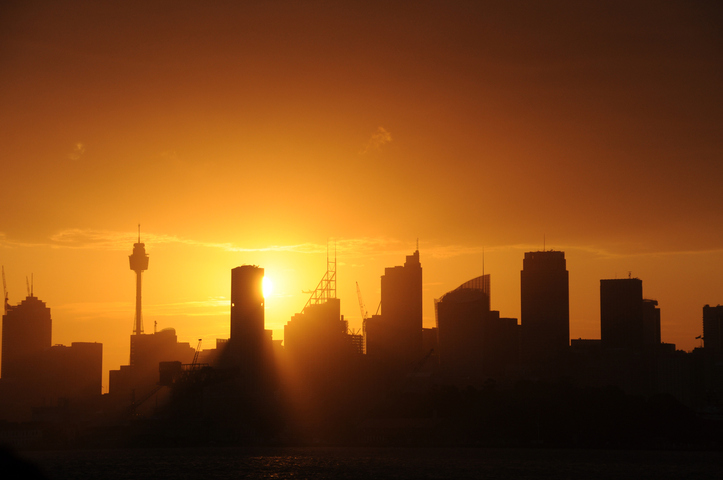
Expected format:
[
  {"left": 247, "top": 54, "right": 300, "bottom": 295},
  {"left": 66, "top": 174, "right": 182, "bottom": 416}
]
[
  {"left": 365, "top": 250, "right": 423, "bottom": 366},
  {"left": 435, "top": 274, "right": 519, "bottom": 382},
  {"left": 703, "top": 304, "right": 723, "bottom": 352},
  {"left": 520, "top": 250, "right": 569, "bottom": 363},
  {"left": 435, "top": 275, "right": 489, "bottom": 376},
  {"left": 38, "top": 342, "right": 103, "bottom": 400},
  {"left": 229, "top": 265, "right": 266, "bottom": 368},
  {"left": 1, "top": 295, "right": 52, "bottom": 380},
  {"left": 285, "top": 252, "right": 361, "bottom": 366},
  {"left": 285, "top": 298, "right": 358, "bottom": 369},
  {"left": 1, "top": 295, "right": 103, "bottom": 422},
  {"left": 600, "top": 278, "right": 644, "bottom": 351},
  {"left": 642, "top": 298, "right": 661, "bottom": 347}
]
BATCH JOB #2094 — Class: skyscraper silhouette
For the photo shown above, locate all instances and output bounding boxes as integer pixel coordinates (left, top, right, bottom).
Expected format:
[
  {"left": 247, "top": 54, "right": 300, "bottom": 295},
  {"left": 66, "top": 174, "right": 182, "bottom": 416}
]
[
  {"left": 0, "top": 294, "right": 103, "bottom": 422},
  {"left": 435, "top": 275, "right": 489, "bottom": 377},
  {"left": 284, "top": 251, "right": 359, "bottom": 368},
  {"left": 1, "top": 294, "right": 51, "bottom": 380},
  {"left": 366, "top": 250, "right": 423, "bottom": 367},
  {"left": 520, "top": 250, "right": 569, "bottom": 363},
  {"left": 702, "top": 304, "right": 723, "bottom": 352},
  {"left": 642, "top": 298, "right": 661, "bottom": 348},
  {"left": 600, "top": 278, "right": 644, "bottom": 351},
  {"left": 229, "top": 265, "right": 266, "bottom": 370}
]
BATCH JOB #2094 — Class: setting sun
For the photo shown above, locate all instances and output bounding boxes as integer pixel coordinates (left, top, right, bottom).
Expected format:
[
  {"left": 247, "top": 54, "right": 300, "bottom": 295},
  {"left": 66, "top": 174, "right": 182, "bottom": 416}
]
[
  {"left": 263, "top": 276, "right": 273, "bottom": 298},
  {"left": 1, "top": 2, "right": 721, "bottom": 461}
]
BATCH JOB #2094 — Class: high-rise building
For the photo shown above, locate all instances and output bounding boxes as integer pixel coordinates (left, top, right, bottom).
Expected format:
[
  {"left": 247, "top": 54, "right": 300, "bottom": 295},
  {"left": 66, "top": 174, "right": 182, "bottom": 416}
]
[
  {"left": 1, "top": 295, "right": 52, "bottom": 380},
  {"left": 436, "top": 274, "right": 519, "bottom": 381},
  {"left": 435, "top": 275, "right": 489, "bottom": 376},
  {"left": 1, "top": 294, "right": 103, "bottom": 422},
  {"left": 284, "top": 251, "right": 361, "bottom": 372},
  {"left": 600, "top": 278, "right": 644, "bottom": 350},
  {"left": 285, "top": 298, "right": 354, "bottom": 363},
  {"left": 229, "top": 265, "right": 266, "bottom": 368},
  {"left": 520, "top": 250, "right": 569, "bottom": 363},
  {"left": 38, "top": 342, "right": 103, "bottom": 399},
  {"left": 703, "top": 304, "right": 723, "bottom": 352},
  {"left": 642, "top": 298, "right": 661, "bottom": 347},
  {"left": 365, "top": 250, "right": 423, "bottom": 366}
]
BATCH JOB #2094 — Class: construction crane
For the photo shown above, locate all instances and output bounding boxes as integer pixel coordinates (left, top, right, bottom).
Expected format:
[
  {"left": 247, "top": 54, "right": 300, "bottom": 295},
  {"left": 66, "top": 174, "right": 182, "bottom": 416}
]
[
  {"left": 191, "top": 338, "right": 202, "bottom": 369},
  {"left": 356, "top": 281, "right": 369, "bottom": 321},
  {"left": 2, "top": 266, "right": 7, "bottom": 315}
]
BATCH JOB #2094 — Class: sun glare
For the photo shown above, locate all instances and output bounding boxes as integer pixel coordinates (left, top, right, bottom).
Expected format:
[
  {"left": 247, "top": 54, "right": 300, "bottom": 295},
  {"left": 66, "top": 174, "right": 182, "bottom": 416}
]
[{"left": 263, "top": 276, "right": 273, "bottom": 297}]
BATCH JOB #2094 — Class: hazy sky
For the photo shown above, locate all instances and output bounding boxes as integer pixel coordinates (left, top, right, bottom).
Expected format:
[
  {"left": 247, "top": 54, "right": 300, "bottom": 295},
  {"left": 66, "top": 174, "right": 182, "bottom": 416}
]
[{"left": 1, "top": 1, "right": 722, "bottom": 388}]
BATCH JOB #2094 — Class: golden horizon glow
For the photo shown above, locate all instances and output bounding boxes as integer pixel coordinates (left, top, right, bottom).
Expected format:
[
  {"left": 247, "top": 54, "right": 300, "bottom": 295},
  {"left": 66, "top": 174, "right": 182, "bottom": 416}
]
[
  {"left": 1, "top": 2, "right": 721, "bottom": 388},
  {"left": 263, "top": 276, "right": 273, "bottom": 298}
]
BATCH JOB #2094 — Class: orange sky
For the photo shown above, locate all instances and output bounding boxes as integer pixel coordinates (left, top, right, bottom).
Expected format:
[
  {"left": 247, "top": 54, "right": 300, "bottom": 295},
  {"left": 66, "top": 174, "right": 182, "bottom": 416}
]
[{"left": 1, "top": 1, "right": 722, "bottom": 390}]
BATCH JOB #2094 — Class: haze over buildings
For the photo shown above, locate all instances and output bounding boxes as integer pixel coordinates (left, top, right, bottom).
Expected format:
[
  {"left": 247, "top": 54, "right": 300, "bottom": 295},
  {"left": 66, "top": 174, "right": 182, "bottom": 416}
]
[
  {"left": 0, "top": 1, "right": 721, "bottom": 397},
  {"left": 0, "top": 228, "right": 721, "bottom": 451}
]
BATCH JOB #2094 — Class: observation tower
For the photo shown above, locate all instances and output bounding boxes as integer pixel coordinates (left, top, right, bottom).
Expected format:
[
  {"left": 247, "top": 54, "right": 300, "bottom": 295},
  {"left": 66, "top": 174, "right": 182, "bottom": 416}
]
[{"left": 129, "top": 225, "right": 149, "bottom": 335}]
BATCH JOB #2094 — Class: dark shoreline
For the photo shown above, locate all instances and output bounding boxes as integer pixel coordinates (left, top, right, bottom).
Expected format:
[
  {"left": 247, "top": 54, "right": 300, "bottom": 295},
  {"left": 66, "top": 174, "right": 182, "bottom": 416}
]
[{"left": 11, "top": 445, "right": 722, "bottom": 480}]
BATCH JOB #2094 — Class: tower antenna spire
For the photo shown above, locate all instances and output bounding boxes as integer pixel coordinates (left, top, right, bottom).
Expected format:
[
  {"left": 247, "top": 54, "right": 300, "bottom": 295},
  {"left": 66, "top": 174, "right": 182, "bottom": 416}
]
[
  {"left": 2, "top": 266, "right": 8, "bottom": 315},
  {"left": 129, "top": 226, "right": 149, "bottom": 335},
  {"left": 482, "top": 246, "right": 485, "bottom": 277}
]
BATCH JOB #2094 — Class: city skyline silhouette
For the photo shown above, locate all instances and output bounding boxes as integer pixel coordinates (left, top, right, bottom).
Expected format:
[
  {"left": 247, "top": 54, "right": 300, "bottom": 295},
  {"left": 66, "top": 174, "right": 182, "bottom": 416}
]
[
  {"left": 2, "top": 232, "right": 720, "bottom": 391},
  {"left": 0, "top": 0, "right": 721, "bottom": 463},
  {"left": 1, "top": 236, "right": 720, "bottom": 450},
  {"left": 2, "top": 2, "right": 722, "bottom": 385}
]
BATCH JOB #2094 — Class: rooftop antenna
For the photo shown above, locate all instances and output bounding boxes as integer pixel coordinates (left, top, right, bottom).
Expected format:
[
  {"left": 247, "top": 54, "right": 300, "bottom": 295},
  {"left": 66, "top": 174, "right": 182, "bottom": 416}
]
[{"left": 2, "top": 266, "right": 8, "bottom": 315}]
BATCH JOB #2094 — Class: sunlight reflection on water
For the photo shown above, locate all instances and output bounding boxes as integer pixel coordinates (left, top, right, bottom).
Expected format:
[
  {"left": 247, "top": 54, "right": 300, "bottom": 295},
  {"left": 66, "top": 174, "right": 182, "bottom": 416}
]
[{"left": 25, "top": 446, "right": 721, "bottom": 480}]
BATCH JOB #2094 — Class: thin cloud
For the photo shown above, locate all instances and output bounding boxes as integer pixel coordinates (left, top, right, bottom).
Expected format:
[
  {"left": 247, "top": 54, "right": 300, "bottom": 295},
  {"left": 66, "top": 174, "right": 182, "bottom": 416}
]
[
  {"left": 40, "top": 228, "right": 329, "bottom": 254},
  {"left": 54, "top": 301, "right": 131, "bottom": 321},
  {"left": 5, "top": 229, "right": 723, "bottom": 261},
  {"left": 67, "top": 142, "right": 85, "bottom": 161},
  {"left": 50, "top": 229, "right": 180, "bottom": 251},
  {"left": 360, "top": 127, "right": 392, "bottom": 154},
  {"left": 0, "top": 232, "right": 47, "bottom": 249},
  {"left": 54, "top": 298, "right": 231, "bottom": 320}
]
